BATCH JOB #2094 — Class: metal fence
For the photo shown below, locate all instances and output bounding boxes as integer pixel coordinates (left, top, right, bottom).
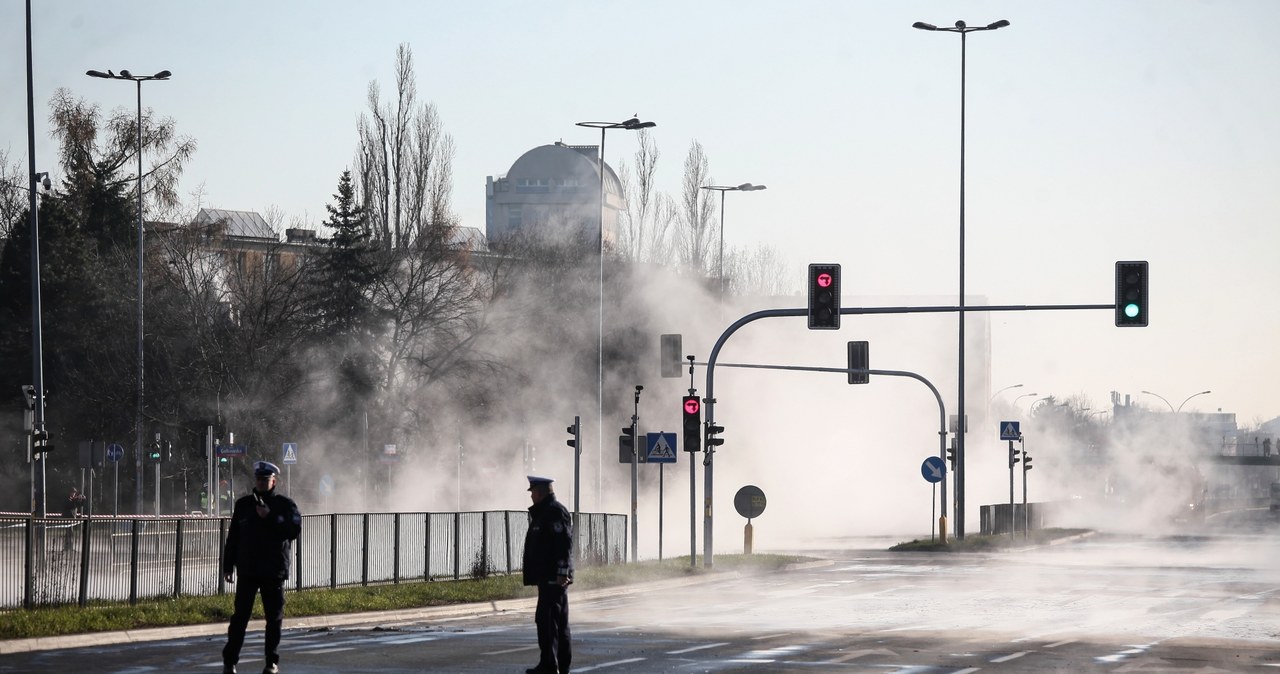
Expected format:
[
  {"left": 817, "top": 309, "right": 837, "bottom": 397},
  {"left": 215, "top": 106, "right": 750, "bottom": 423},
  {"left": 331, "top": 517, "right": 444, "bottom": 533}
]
[{"left": 0, "top": 511, "right": 626, "bottom": 609}]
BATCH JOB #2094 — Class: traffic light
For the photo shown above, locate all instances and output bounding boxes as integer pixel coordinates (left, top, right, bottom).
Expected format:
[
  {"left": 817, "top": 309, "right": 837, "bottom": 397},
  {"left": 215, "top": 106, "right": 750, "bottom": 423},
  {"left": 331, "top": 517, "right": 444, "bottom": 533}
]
[
  {"left": 807, "top": 263, "right": 841, "bottom": 330},
  {"left": 682, "top": 396, "right": 701, "bottom": 452},
  {"left": 619, "top": 426, "right": 637, "bottom": 463},
  {"left": 32, "top": 427, "right": 53, "bottom": 454},
  {"left": 566, "top": 416, "right": 580, "bottom": 451},
  {"left": 1008, "top": 444, "right": 1020, "bottom": 469},
  {"left": 705, "top": 422, "right": 725, "bottom": 449},
  {"left": 847, "top": 340, "right": 869, "bottom": 385},
  {"left": 1114, "top": 261, "right": 1149, "bottom": 327},
  {"left": 1022, "top": 448, "right": 1032, "bottom": 471},
  {"left": 946, "top": 437, "right": 956, "bottom": 470}
]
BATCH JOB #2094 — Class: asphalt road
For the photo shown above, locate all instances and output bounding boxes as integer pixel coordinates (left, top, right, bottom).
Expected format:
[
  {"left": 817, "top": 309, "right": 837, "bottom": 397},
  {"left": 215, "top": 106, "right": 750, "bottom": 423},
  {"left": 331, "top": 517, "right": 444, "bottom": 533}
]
[{"left": 3, "top": 533, "right": 1279, "bottom": 673}]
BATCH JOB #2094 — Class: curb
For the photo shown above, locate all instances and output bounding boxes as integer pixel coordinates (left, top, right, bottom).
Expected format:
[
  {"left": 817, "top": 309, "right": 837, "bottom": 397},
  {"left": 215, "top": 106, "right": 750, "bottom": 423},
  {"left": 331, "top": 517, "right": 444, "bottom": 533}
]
[{"left": 0, "top": 570, "right": 747, "bottom": 655}]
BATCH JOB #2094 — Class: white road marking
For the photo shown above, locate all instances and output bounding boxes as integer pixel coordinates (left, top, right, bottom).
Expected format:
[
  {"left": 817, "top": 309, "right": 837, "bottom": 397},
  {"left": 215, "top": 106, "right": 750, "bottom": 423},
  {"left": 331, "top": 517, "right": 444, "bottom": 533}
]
[
  {"left": 750, "top": 632, "right": 792, "bottom": 640},
  {"left": 482, "top": 644, "right": 539, "bottom": 655},
  {"left": 1044, "top": 639, "right": 1076, "bottom": 648},
  {"left": 572, "top": 657, "right": 647, "bottom": 671},
  {"left": 989, "top": 651, "right": 1029, "bottom": 663},
  {"left": 666, "top": 642, "right": 729, "bottom": 654}
]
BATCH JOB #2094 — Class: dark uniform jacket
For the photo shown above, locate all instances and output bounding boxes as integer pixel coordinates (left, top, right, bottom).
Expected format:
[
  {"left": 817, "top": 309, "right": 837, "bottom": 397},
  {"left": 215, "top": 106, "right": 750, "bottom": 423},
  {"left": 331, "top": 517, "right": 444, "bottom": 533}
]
[
  {"left": 223, "top": 489, "right": 302, "bottom": 581},
  {"left": 522, "top": 494, "right": 574, "bottom": 586}
]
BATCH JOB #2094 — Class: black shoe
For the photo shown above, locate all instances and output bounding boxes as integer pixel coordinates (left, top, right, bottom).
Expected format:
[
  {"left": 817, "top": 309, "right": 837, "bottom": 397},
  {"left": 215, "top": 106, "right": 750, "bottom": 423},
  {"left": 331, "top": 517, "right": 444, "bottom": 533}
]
[
  {"left": 221, "top": 666, "right": 236, "bottom": 674},
  {"left": 262, "top": 665, "right": 279, "bottom": 674}
]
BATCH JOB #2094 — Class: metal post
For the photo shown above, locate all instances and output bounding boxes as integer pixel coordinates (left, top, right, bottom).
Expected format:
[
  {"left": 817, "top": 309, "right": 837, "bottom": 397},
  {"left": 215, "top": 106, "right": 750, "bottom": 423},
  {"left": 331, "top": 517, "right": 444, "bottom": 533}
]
[
  {"left": 629, "top": 386, "right": 641, "bottom": 563},
  {"left": 24, "top": 0, "right": 48, "bottom": 520},
  {"left": 1021, "top": 436, "right": 1029, "bottom": 539},
  {"left": 597, "top": 127, "right": 606, "bottom": 512},
  {"left": 134, "top": 79, "right": 145, "bottom": 515},
  {"left": 658, "top": 462, "right": 664, "bottom": 561},
  {"left": 1008, "top": 439, "right": 1016, "bottom": 538},
  {"left": 957, "top": 28, "right": 968, "bottom": 542}
]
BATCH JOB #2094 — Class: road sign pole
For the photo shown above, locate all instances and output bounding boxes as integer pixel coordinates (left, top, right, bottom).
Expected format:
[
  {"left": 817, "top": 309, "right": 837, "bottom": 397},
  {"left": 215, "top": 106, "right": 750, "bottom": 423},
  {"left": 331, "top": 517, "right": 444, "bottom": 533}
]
[
  {"left": 1008, "top": 439, "right": 1016, "bottom": 538},
  {"left": 658, "top": 463, "right": 664, "bottom": 561},
  {"left": 1021, "top": 436, "right": 1029, "bottom": 539}
]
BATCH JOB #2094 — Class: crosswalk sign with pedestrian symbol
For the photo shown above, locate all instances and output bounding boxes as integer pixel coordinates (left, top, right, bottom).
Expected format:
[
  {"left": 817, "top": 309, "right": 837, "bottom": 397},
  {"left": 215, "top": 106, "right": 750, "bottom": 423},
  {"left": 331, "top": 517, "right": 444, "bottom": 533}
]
[
  {"left": 646, "top": 433, "right": 677, "bottom": 463},
  {"left": 282, "top": 442, "right": 298, "bottom": 465},
  {"left": 999, "top": 421, "right": 1021, "bottom": 441}
]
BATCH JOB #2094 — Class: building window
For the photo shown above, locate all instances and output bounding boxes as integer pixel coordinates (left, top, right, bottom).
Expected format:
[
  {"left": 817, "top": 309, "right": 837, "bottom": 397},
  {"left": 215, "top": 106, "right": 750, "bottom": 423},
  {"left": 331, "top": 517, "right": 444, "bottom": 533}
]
[{"left": 508, "top": 207, "right": 521, "bottom": 229}]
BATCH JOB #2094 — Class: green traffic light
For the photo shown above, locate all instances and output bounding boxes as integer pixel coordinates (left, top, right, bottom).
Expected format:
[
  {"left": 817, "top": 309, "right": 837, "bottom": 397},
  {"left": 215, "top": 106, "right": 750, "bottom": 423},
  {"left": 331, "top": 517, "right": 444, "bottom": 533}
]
[{"left": 1125, "top": 303, "right": 1140, "bottom": 318}]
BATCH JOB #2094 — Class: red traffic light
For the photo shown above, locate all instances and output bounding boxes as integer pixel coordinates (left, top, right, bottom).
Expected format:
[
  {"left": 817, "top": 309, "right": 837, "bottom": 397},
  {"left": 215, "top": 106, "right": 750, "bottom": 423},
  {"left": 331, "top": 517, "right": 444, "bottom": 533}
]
[
  {"left": 817, "top": 273, "right": 833, "bottom": 288},
  {"left": 684, "top": 398, "right": 700, "bottom": 415}
]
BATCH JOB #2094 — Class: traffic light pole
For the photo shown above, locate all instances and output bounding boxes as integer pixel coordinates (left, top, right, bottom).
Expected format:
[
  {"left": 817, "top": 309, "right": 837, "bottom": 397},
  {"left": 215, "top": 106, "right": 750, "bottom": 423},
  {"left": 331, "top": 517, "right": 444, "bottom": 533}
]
[
  {"left": 1007, "top": 438, "right": 1017, "bottom": 538},
  {"left": 629, "top": 386, "right": 642, "bottom": 563},
  {"left": 702, "top": 301, "right": 1113, "bottom": 566}
]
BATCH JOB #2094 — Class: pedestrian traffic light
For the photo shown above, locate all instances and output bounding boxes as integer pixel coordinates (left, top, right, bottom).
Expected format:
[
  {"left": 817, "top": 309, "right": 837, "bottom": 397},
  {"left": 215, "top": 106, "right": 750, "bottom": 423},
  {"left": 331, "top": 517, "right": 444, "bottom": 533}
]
[
  {"left": 1114, "top": 261, "right": 1149, "bottom": 327},
  {"left": 705, "top": 422, "right": 725, "bottom": 449},
  {"left": 847, "top": 340, "right": 869, "bottom": 384},
  {"left": 807, "top": 263, "right": 841, "bottom": 330},
  {"left": 1008, "top": 445, "right": 1020, "bottom": 469},
  {"left": 682, "top": 396, "right": 701, "bottom": 452},
  {"left": 566, "top": 417, "right": 580, "bottom": 451},
  {"left": 1022, "top": 449, "right": 1032, "bottom": 471}
]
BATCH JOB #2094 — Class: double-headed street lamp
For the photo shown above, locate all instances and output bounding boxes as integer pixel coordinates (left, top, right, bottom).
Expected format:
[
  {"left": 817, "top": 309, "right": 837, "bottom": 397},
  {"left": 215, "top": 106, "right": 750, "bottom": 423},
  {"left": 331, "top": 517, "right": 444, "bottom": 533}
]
[
  {"left": 913, "top": 17, "right": 1009, "bottom": 539},
  {"left": 699, "top": 183, "right": 766, "bottom": 297},
  {"left": 574, "top": 117, "right": 655, "bottom": 508},
  {"left": 1141, "top": 389, "right": 1212, "bottom": 414},
  {"left": 86, "top": 68, "right": 171, "bottom": 515}
]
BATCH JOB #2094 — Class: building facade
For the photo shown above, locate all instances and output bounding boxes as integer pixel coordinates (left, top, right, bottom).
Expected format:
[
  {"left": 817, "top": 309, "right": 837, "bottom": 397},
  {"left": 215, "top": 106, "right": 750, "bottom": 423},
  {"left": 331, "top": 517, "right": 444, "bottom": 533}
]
[{"left": 485, "top": 142, "right": 622, "bottom": 247}]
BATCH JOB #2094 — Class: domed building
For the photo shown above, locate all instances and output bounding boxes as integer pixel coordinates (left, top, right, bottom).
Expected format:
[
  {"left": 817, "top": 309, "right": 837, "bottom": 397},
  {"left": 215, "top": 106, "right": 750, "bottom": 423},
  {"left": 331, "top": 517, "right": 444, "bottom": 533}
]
[{"left": 485, "top": 142, "right": 623, "bottom": 247}]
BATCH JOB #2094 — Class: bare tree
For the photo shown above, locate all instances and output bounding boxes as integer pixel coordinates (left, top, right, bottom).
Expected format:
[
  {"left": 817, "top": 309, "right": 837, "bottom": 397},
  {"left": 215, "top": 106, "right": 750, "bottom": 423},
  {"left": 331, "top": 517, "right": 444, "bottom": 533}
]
[
  {"left": 0, "top": 150, "right": 25, "bottom": 240},
  {"left": 616, "top": 130, "right": 675, "bottom": 263},
  {"left": 355, "top": 44, "right": 457, "bottom": 249},
  {"left": 725, "top": 243, "right": 793, "bottom": 297},
  {"left": 673, "top": 140, "right": 716, "bottom": 274}
]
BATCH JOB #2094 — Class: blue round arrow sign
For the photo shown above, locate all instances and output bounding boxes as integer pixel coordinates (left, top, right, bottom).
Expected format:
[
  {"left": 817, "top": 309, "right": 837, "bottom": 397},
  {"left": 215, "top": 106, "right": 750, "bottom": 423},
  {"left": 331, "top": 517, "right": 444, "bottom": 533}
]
[{"left": 920, "top": 456, "right": 946, "bottom": 483}]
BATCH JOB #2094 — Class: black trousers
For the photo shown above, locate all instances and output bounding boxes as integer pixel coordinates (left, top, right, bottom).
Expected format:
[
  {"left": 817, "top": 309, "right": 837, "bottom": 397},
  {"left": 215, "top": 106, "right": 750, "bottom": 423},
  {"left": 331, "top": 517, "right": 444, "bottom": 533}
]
[
  {"left": 535, "top": 583, "right": 571, "bottom": 672},
  {"left": 223, "top": 575, "right": 286, "bottom": 667}
]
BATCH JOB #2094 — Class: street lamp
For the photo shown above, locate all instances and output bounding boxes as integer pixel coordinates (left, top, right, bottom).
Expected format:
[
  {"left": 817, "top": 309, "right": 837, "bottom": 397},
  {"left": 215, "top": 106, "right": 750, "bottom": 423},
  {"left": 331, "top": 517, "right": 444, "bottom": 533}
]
[
  {"left": 1028, "top": 396, "right": 1052, "bottom": 415},
  {"left": 24, "top": 0, "right": 51, "bottom": 521},
  {"left": 699, "top": 183, "right": 766, "bottom": 296},
  {"left": 989, "top": 383, "right": 1023, "bottom": 403},
  {"left": 1012, "top": 392, "right": 1040, "bottom": 409},
  {"left": 87, "top": 68, "right": 171, "bottom": 514},
  {"left": 913, "top": 18, "right": 1009, "bottom": 539},
  {"left": 574, "top": 117, "right": 655, "bottom": 509},
  {"left": 1141, "top": 389, "right": 1212, "bottom": 414}
]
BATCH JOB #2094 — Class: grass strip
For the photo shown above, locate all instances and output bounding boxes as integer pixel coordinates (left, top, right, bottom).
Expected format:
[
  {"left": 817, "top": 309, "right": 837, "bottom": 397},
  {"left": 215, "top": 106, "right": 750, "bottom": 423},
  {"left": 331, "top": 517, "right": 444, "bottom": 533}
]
[{"left": 0, "top": 554, "right": 806, "bottom": 641}]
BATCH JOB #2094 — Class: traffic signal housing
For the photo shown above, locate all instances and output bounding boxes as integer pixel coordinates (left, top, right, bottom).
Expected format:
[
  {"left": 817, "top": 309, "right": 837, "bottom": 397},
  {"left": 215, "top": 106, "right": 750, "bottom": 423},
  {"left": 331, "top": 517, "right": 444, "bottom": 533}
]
[
  {"left": 682, "top": 396, "right": 701, "bottom": 452},
  {"left": 705, "top": 422, "right": 725, "bottom": 449},
  {"left": 807, "top": 263, "right": 841, "bottom": 330},
  {"left": 946, "top": 438, "right": 956, "bottom": 470},
  {"left": 566, "top": 417, "right": 580, "bottom": 451},
  {"left": 847, "top": 340, "right": 869, "bottom": 385},
  {"left": 1008, "top": 444, "right": 1020, "bottom": 469},
  {"left": 1115, "top": 261, "right": 1149, "bottom": 327},
  {"left": 1022, "top": 448, "right": 1032, "bottom": 471},
  {"left": 619, "top": 426, "right": 640, "bottom": 463}
]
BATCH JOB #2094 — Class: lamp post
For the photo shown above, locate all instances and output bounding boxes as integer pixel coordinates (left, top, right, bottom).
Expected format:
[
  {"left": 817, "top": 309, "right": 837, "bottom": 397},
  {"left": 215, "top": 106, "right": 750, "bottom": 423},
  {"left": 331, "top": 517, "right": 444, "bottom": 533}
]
[
  {"left": 86, "top": 68, "right": 171, "bottom": 514},
  {"left": 989, "top": 383, "right": 1023, "bottom": 403},
  {"left": 913, "top": 17, "right": 1009, "bottom": 539},
  {"left": 1012, "top": 392, "right": 1039, "bottom": 409},
  {"left": 699, "top": 183, "right": 766, "bottom": 297},
  {"left": 1141, "top": 389, "right": 1212, "bottom": 414},
  {"left": 574, "top": 117, "right": 655, "bottom": 509},
  {"left": 24, "top": 0, "right": 50, "bottom": 521},
  {"left": 1028, "top": 396, "right": 1052, "bottom": 416}
]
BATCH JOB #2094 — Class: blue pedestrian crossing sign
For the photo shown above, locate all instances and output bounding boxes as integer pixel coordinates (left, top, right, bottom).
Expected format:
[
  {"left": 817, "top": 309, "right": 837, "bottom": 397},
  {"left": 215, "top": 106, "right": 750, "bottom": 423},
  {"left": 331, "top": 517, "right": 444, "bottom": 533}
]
[
  {"left": 282, "top": 442, "right": 298, "bottom": 465},
  {"left": 999, "top": 421, "right": 1021, "bottom": 441},
  {"left": 646, "top": 433, "right": 678, "bottom": 464}
]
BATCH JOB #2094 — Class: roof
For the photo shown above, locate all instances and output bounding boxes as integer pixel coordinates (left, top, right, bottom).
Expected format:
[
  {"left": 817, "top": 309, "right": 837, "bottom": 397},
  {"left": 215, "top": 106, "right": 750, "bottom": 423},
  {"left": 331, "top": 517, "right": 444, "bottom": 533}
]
[
  {"left": 450, "top": 226, "right": 488, "bottom": 252},
  {"left": 194, "top": 208, "right": 278, "bottom": 241},
  {"left": 505, "top": 143, "right": 622, "bottom": 199}
]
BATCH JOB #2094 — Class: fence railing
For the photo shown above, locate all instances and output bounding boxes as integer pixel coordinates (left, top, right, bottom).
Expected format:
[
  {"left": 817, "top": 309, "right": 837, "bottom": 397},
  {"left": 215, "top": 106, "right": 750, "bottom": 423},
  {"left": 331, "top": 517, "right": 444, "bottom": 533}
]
[{"left": 0, "top": 511, "right": 626, "bottom": 609}]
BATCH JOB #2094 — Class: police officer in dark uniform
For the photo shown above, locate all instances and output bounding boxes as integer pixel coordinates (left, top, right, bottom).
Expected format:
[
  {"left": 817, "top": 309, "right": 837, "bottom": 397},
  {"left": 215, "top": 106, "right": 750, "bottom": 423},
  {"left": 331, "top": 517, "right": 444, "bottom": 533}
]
[
  {"left": 221, "top": 461, "right": 301, "bottom": 674},
  {"left": 522, "top": 475, "right": 573, "bottom": 674}
]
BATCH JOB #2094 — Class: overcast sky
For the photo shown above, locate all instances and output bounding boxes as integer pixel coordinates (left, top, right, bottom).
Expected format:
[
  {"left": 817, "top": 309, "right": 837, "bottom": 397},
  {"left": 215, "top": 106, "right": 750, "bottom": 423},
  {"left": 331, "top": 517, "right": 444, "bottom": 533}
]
[{"left": 4, "top": 0, "right": 1278, "bottom": 429}]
